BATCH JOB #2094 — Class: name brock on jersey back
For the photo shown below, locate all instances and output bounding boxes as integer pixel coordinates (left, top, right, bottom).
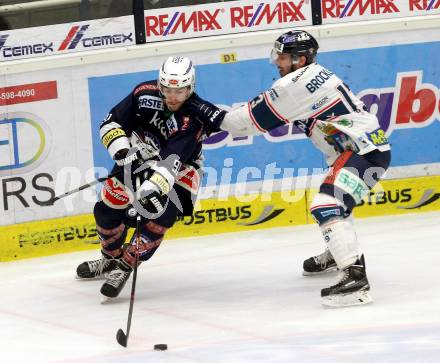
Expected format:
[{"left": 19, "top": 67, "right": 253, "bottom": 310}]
[{"left": 305, "top": 69, "right": 334, "bottom": 94}]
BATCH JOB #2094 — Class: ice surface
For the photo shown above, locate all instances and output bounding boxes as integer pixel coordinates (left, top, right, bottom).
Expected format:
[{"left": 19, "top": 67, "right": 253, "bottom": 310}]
[{"left": 1, "top": 212, "right": 440, "bottom": 363}]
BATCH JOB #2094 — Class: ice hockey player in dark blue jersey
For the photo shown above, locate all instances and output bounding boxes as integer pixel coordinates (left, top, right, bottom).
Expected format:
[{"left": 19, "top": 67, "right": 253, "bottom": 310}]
[{"left": 76, "top": 56, "right": 209, "bottom": 299}]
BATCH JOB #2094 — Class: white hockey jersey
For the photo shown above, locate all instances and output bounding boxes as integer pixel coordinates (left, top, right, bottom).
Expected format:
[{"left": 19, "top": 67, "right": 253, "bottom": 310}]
[{"left": 222, "top": 63, "right": 390, "bottom": 165}]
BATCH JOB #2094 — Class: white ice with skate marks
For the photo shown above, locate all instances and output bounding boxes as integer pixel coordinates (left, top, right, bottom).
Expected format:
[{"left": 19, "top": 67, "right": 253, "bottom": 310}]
[{"left": 1, "top": 212, "right": 440, "bottom": 363}]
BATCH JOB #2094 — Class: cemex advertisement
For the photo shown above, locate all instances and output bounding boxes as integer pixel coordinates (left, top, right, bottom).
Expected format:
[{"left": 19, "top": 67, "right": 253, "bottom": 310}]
[
  {"left": 144, "top": 0, "right": 313, "bottom": 42},
  {"left": 0, "top": 16, "right": 134, "bottom": 61},
  {"left": 1, "top": 0, "right": 439, "bottom": 62},
  {"left": 89, "top": 40, "right": 440, "bottom": 188}
]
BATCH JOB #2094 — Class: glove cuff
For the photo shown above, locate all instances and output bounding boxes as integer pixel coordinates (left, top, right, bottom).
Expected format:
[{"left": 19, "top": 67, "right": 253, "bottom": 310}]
[
  {"left": 209, "top": 109, "right": 226, "bottom": 131},
  {"left": 150, "top": 164, "right": 175, "bottom": 189},
  {"left": 138, "top": 180, "right": 159, "bottom": 200},
  {"left": 115, "top": 151, "right": 139, "bottom": 166}
]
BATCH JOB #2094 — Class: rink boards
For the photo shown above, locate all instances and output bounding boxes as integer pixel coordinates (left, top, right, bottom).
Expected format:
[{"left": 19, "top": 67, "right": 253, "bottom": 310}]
[
  {"left": 2, "top": 17, "right": 440, "bottom": 261},
  {"left": 1, "top": 175, "right": 439, "bottom": 262}
]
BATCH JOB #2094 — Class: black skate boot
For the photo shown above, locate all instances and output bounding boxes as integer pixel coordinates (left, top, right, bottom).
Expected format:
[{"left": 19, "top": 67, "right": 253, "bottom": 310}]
[
  {"left": 303, "top": 248, "right": 338, "bottom": 276},
  {"left": 321, "top": 255, "right": 372, "bottom": 307},
  {"left": 76, "top": 250, "right": 121, "bottom": 280},
  {"left": 100, "top": 259, "right": 133, "bottom": 300}
]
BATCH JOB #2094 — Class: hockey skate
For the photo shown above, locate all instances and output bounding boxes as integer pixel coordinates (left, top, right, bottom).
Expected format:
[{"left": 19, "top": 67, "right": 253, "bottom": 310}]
[
  {"left": 303, "top": 248, "right": 338, "bottom": 276},
  {"left": 100, "top": 259, "right": 133, "bottom": 302},
  {"left": 76, "top": 250, "right": 120, "bottom": 280},
  {"left": 321, "top": 255, "right": 372, "bottom": 308}
]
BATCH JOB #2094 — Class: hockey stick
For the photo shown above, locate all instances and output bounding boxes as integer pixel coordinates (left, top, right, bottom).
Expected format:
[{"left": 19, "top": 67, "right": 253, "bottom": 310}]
[
  {"left": 116, "top": 176, "right": 141, "bottom": 348},
  {"left": 41, "top": 169, "right": 123, "bottom": 206}
]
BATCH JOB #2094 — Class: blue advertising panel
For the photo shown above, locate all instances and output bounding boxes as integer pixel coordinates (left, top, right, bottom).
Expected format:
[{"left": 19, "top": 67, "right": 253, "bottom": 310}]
[{"left": 89, "top": 41, "right": 440, "bottom": 186}]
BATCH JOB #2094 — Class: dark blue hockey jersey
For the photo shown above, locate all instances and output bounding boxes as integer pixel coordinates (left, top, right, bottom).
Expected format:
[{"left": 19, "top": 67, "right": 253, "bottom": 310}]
[{"left": 99, "top": 80, "right": 205, "bottom": 167}]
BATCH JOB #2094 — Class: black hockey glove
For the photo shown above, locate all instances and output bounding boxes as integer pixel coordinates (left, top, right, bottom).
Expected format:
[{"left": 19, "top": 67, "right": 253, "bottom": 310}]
[
  {"left": 139, "top": 188, "right": 167, "bottom": 215},
  {"left": 186, "top": 95, "right": 226, "bottom": 134},
  {"left": 136, "top": 163, "right": 175, "bottom": 215},
  {"left": 114, "top": 131, "right": 160, "bottom": 167},
  {"left": 113, "top": 148, "right": 142, "bottom": 167}
]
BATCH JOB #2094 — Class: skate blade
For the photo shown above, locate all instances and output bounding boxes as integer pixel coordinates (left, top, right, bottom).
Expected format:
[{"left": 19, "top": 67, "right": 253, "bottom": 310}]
[
  {"left": 75, "top": 275, "right": 106, "bottom": 281},
  {"left": 100, "top": 295, "right": 115, "bottom": 304},
  {"left": 321, "top": 289, "right": 373, "bottom": 308},
  {"left": 75, "top": 272, "right": 110, "bottom": 281},
  {"left": 302, "top": 267, "right": 338, "bottom": 276}
]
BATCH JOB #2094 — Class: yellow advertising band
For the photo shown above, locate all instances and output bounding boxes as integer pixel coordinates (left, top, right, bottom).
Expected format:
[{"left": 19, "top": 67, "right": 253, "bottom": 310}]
[{"left": 1, "top": 175, "right": 440, "bottom": 262}]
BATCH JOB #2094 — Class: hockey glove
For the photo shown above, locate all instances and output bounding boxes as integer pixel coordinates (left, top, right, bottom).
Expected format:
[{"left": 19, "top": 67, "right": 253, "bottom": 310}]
[
  {"left": 137, "top": 164, "right": 175, "bottom": 215},
  {"left": 138, "top": 187, "right": 167, "bottom": 215},
  {"left": 114, "top": 148, "right": 141, "bottom": 167},
  {"left": 114, "top": 131, "right": 160, "bottom": 167},
  {"left": 130, "top": 130, "right": 160, "bottom": 161},
  {"left": 186, "top": 95, "right": 226, "bottom": 133}
]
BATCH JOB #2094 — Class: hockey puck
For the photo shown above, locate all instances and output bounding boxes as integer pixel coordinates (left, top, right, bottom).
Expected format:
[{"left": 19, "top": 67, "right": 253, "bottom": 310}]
[{"left": 154, "top": 344, "right": 168, "bottom": 351}]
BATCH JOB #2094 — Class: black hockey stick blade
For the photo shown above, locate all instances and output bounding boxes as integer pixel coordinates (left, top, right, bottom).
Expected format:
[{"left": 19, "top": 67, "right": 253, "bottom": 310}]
[{"left": 116, "top": 328, "right": 128, "bottom": 347}]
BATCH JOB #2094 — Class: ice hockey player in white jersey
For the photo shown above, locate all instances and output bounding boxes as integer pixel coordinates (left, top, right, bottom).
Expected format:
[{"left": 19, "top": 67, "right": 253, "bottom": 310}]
[{"left": 187, "top": 29, "right": 391, "bottom": 307}]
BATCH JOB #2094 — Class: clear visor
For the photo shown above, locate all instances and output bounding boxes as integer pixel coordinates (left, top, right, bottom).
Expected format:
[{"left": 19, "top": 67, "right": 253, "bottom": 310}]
[
  {"left": 269, "top": 49, "right": 299, "bottom": 65},
  {"left": 270, "top": 48, "right": 281, "bottom": 64}
]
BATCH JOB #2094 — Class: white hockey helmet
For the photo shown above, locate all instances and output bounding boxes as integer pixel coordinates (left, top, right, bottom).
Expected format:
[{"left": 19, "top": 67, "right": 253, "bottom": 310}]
[{"left": 159, "top": 56, "right": 195, "bottom": 95}]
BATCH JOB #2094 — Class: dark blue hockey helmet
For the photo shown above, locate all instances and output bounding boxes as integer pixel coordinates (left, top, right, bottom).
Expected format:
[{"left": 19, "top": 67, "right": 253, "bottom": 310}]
[{"left": 271, "top": 30, "right": 319, "bottom": 65}]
